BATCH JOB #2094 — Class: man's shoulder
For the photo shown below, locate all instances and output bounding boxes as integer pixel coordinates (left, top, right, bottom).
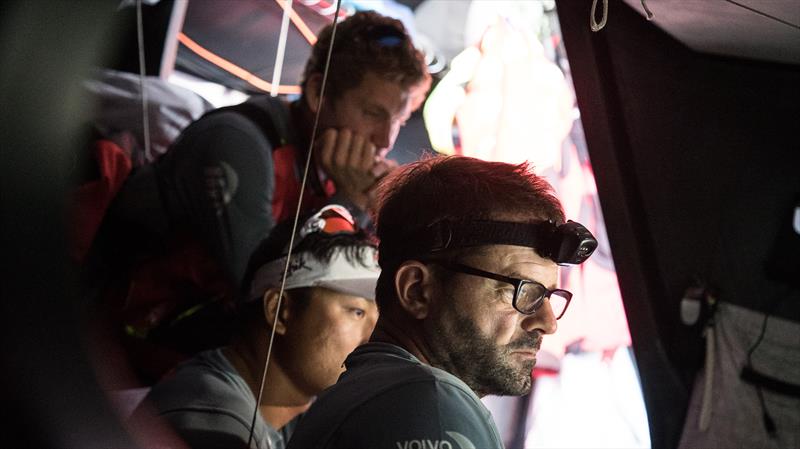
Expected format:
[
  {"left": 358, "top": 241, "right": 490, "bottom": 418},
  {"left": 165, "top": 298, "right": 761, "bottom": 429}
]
[
  {"left": 176, "top": 94, "right": 293, "bottom": 147},
  {"left": 345, "top": 354, "right": 478, "bottom": 403},
  {"left": 287, "top": 344, "right": 502, "bottom": 449},
  {"left": 145, "top": 349, "right": 253, "bottom": 416},
  {"left": 133, "top": 349, "right": 279, "bottom": 448},
  {"left": 337, "top": 342, "right": 477, "bottom": 394},
  {"left": 348, "top": 364, "right": 487, "bottom": 418},
  {"left": 290, "top": 375, "right": 500, "bottom": 449},
  {"left": 207, "top": 95, "right": 292, "bottom": 140}
]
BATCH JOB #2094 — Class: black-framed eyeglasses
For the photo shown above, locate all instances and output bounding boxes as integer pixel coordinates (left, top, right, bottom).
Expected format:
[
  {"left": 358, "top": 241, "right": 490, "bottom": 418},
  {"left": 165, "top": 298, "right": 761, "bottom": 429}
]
[{"left": 428, "top": 260, "right": 573, "bottom": 319}]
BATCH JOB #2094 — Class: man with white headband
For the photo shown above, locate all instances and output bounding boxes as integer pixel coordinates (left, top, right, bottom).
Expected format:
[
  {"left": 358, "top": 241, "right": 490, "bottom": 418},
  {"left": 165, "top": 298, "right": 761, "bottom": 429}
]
[{"left": 133, "top": 205, "right": 379, "bottom": 449}]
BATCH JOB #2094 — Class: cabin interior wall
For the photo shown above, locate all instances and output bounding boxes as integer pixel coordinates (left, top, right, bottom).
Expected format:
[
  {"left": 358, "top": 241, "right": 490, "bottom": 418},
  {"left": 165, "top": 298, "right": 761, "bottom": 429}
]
[{"left": 557, "top": 0, "right": 800, "bottom": 447}]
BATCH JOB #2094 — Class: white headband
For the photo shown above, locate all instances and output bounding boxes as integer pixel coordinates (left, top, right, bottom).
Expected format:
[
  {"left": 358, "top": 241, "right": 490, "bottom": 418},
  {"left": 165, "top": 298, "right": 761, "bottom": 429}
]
[{"left": 248, "top": 246, "right": 380, "bottom": 302}]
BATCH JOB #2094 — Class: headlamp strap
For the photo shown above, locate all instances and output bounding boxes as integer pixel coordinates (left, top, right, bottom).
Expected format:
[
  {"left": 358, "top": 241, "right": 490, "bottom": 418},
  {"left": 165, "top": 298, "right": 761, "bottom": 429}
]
[
  {"left": 427, "top": 220, "right": 555, "bottom": 253},
  {"left": 381, "top": 219, "right": 597, "bottom": 266}
]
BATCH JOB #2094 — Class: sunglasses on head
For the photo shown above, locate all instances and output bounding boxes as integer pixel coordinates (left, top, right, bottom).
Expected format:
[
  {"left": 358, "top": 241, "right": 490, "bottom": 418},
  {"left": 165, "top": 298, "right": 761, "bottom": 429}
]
[{"left": 363, "top": 24, "right": 405, "bottom": 47}]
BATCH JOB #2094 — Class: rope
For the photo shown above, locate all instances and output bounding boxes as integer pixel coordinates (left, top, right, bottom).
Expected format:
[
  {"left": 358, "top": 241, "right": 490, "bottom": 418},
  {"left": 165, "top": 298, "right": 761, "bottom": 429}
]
[
  {"left": 135, "top": 0, "right": 152, "bottom": 162},
  {"left": 698, "top": 293, "right": 717, "bottom": 431},
  {"left": 590, "top": 0, "right": 655, "bottom": 32},
  {"left": 641, "top": 0, "right": 654, "bottom": 21},
  {"left": 590, "top": 0, "right": 608, "bottom": 32},
  {"left": 746, "top": 299, "right": 779, "bottom": 437},
  {"left": 698, "top": 319, "right": 715, "bottom": 430},
  {"left": 246, "top": 0, "right": 343, "bottom": 446}
]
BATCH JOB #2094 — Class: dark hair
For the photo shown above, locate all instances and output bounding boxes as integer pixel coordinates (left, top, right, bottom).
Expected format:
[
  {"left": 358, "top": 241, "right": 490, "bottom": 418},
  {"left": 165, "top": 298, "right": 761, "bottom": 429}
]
[
  {"left": 240, "top": 212, "right": 377, "bottom": 302},
  {"left": 373, "top": 155, "right": 565, "bottom": 310},
  {"left": 302, "top": 11, "right": 429, "bottom": 101}
]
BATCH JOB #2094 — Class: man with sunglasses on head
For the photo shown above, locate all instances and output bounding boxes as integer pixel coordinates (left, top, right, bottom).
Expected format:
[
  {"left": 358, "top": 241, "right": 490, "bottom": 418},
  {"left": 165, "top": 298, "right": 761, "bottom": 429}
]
[
  {"left": 287, "top": 156, "right": 598, "bottom": 449},
  {"left": 102, "top": 11, "right": 430, "bottom": 374},
  {"left": 132, "top": 206, "right": 380, "bottom": 449},
  {"left": 141, "top": 10, "right": 430, "bottom": 285}
]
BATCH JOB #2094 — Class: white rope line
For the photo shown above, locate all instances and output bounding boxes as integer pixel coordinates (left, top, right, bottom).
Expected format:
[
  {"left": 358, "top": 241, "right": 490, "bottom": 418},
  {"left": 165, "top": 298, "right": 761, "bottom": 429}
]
[
  {"left": 641, "top": 0, "right": 654, "bottom": 21},
  {"left": 699, "top": 318, "right": 716, "bottom": 430},
  {"left": 590, "top": 0, "right": 654, "bottom": 32},
  {"left": 698, "top": 293, "right": 717, "bottom": 431},
  {"left": 246, "top": 0, "right": 343, "bottom": 445},
  {"left": 136, "top": 0, "right": 152, "bottom": 161},
  {"left": 590, "top": 0, "right": 608, "bottom": 32},
  {"left": 270, "top": 0, "right": 294, "bottom": 97}
]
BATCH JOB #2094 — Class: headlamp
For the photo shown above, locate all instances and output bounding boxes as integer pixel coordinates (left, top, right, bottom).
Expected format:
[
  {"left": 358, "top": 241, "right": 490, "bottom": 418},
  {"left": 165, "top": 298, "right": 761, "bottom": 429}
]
[
  {"left": 539, "top": 220, "right": 599, "bottom": 265},
  {"left": 380, "top": 219, "right": 598, "bottom": 266}
]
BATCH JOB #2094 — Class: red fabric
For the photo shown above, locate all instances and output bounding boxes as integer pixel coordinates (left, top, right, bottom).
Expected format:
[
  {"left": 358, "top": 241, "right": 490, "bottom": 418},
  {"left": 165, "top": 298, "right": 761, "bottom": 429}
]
[
  {"left": 271, "top": 144, "right": 334, "bottom": 222},
  {"left": 533, "top": 367, "right": 560, "bottom": 378},
  {"left": 70, "top": 140, "right": 132, "bottom": 262}
]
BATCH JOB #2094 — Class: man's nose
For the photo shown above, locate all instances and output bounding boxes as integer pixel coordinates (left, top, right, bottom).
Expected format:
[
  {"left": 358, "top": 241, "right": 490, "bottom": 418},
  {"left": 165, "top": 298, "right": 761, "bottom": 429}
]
[
  {"left": 372, "top": 120, "right": 396, "bottom": 152},
  {"left": 520, "top": 299, "right": 558, "bottom": 335}
]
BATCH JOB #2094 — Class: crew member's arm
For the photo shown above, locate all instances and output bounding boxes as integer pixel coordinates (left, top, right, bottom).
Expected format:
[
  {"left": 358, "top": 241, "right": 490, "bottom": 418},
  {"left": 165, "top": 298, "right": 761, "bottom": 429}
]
[{"left": 156, "top": 111, "right": 277, "bottom": 284}]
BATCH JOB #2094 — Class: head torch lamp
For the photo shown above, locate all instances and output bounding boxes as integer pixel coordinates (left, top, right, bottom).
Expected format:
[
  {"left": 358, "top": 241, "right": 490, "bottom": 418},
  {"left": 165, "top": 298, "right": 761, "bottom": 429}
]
[{"left": 380, "top": 219, "right": 598, "bottom": 266}]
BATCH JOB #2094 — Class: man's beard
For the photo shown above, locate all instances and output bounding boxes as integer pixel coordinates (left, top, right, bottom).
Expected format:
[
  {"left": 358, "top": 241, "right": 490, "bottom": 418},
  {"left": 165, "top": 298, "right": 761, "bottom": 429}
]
[{"left": 425, "top": 294, "right": 542, "bottom": 397}]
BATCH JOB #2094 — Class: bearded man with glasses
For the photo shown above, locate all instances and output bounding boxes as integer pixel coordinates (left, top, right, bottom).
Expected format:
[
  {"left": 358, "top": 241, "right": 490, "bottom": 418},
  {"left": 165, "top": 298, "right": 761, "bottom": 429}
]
[{"left": 288, "top": 156, "right": 598, "bottom": 449}]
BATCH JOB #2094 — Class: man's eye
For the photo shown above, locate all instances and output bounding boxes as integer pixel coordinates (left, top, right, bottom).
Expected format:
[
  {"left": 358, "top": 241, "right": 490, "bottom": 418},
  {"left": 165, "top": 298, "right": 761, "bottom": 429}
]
[{"left": 348, "top": 308, "right": 366, "bottom": 318}]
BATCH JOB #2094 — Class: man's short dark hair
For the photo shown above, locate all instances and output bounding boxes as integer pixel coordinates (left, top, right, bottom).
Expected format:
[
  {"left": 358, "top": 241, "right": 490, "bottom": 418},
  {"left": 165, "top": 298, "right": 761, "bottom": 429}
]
[
  {"left": 302, "top": 11, "right": 429, "bottom": 100},
  {"left": 373, "top": 156, "right": 565, "bottom": 311},
  {"left": 241, "top": 212, "right": 377, "bottom": 308}
]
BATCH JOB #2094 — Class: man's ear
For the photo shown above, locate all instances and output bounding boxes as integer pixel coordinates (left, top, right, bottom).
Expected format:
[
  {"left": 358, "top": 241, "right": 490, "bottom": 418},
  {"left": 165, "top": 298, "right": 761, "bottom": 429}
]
[
  {"left": 304, "top": 73, "right": 324, "bottom": 114},
  {"left": 394, "top": 261, "right": 437, "bottom": 319},
  {"left": 262, "top": 289, "right": 291, "bottom": 335}
]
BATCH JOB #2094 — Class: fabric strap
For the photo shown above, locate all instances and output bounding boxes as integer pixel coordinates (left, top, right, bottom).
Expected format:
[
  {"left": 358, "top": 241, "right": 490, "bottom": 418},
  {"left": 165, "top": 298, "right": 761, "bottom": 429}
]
[{"left": 248, "top": 246, "right": 379, "bottom": 302}]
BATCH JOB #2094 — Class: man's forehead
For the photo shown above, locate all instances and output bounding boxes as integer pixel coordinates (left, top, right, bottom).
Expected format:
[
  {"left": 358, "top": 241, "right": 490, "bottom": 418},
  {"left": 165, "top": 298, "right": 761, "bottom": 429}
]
[
  {"left": 459, "top": 245, "right": 558, "bottom": 285},
  {"left": 349, "top": 72, "right": 413, "bottom": 107},
  {"left": 310, "top": 286, "right": 374, "bottom": 304},
  {"left": 468, "top": 244, "right": 554, "bottom": 266}
]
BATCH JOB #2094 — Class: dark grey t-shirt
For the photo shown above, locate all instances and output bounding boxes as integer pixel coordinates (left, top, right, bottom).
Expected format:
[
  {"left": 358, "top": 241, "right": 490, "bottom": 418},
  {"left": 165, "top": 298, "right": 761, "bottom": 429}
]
[
  {"left": 287, "top": 342, "right": 503, "bottom": 449},
  {"left": 140, "top": 348, "right": 295, "bottom": 449}
]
